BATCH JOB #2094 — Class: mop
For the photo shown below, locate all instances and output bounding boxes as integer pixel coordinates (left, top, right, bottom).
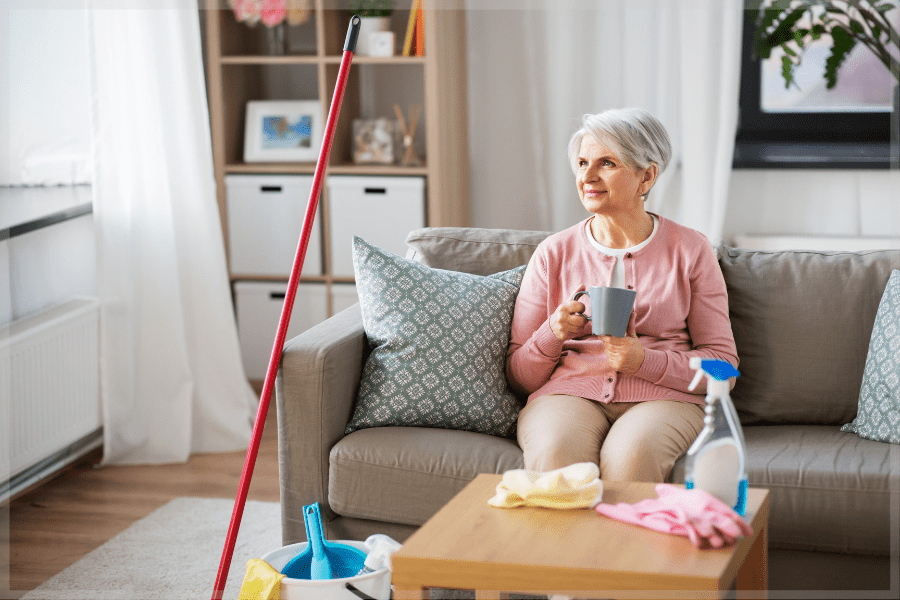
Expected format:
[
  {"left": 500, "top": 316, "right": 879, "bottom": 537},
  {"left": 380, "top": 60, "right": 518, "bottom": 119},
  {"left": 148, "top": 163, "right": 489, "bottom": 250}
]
[{"left": 211, "top": 15, "right": 361, "bottom": 600}]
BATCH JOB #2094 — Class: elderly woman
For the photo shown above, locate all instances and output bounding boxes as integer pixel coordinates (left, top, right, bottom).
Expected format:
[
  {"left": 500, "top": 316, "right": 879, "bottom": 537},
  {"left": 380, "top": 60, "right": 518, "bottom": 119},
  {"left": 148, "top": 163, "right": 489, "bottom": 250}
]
[{"left": 506, "top": 107, "right": 738, "bottom": 483}]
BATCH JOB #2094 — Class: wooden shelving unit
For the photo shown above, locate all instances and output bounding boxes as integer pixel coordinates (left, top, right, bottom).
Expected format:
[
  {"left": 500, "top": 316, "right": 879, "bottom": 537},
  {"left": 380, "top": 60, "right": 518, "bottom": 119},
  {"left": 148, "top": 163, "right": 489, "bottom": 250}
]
[{"left": 203, "top": 0, "right": 470, "bottom": 316}]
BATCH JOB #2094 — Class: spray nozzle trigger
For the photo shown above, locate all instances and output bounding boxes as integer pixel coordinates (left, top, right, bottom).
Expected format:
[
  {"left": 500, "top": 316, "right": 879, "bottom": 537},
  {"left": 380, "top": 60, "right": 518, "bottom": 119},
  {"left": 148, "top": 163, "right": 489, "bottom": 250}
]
[
  {"left": 689, "top": 357, "right": 740, "bottom": 392},
  {"left": 358, "top": 534, "right": 402, "bottom": 575}
]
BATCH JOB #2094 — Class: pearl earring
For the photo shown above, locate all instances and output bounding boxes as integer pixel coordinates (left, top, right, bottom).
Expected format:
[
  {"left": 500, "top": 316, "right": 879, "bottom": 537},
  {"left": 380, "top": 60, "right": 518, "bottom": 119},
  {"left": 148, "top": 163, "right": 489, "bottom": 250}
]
[{"left": 640, "top": 194, "right": 646, "bottom": 201}]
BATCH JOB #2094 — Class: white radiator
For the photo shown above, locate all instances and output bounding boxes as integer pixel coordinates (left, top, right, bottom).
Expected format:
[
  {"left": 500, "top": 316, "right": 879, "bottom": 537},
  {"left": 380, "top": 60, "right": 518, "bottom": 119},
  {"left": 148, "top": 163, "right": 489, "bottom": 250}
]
[{"left": 1, "top": 297, "right": 101, "bottom": 500}]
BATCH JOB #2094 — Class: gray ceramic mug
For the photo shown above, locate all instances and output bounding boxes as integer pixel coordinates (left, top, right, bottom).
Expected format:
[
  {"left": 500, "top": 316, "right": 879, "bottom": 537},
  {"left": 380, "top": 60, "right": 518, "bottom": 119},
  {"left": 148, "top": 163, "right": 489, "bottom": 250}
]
[{"left": 573, "top": 286, "right": 637, "bottom": 337}]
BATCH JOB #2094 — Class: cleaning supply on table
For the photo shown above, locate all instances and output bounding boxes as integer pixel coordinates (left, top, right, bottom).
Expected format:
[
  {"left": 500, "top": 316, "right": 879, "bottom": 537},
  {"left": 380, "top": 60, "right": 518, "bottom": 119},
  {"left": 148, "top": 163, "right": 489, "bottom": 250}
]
[
  {"left": 239, "top": 558, "right": 284, "bottom": 600},
  {"left": 355, "top": 534, "right": 403, "bottom": 575},
  {"left": 594, "top": 483, "right": 753, "bottom": 548},
  {"left": 684, "top": 357, "right": 748, "bottom": 515},
  {"left": 280, "top": 502, "right": 367, "bottom": 579},
  {"left": 488, "top": 462, "right": 603, "bottom": 509}
]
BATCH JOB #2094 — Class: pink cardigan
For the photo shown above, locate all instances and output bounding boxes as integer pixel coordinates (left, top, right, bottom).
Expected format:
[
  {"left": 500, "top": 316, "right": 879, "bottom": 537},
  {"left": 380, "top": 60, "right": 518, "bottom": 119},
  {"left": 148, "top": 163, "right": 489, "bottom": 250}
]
[{"left": 506, "top": 214, "right": 738, "bottom": 406}]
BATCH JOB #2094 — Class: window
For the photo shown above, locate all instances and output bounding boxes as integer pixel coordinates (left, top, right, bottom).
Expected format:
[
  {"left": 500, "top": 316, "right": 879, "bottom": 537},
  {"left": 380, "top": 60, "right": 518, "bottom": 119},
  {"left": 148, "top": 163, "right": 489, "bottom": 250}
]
[{"left": 734, "top": 6, "right": 895, "bottom": 169}]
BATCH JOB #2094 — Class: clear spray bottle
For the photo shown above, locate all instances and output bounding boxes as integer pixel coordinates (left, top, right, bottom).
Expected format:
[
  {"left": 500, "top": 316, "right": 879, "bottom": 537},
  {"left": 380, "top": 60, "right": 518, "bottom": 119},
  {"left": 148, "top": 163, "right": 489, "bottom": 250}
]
[{"left": 684, "top": 357, "right": 748, "bottom": 516}]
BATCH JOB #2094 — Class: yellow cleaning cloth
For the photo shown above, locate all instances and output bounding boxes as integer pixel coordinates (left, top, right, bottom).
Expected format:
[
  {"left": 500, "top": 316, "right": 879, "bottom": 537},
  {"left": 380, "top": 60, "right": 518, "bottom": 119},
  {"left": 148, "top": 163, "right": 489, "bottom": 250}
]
[
  {"left": 488, "top": 462, "right": 603, "bottom": 509},
  {"left": 239, "top": 558, "right": 284, "bottom": 600}
]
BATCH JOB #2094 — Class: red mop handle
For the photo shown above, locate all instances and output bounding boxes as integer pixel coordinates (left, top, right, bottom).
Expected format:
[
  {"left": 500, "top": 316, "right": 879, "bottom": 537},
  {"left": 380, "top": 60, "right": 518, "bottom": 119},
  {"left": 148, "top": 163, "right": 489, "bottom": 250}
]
[{"left": 211, "top": 16, "right": 360, "bottom": 600}]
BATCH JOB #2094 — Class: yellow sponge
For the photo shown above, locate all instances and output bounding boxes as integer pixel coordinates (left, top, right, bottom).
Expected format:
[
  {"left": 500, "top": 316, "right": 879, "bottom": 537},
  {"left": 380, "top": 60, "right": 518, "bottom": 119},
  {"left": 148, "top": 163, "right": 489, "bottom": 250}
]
[{"left": 239, "top": 558, "right": 285, "bottom": 600}]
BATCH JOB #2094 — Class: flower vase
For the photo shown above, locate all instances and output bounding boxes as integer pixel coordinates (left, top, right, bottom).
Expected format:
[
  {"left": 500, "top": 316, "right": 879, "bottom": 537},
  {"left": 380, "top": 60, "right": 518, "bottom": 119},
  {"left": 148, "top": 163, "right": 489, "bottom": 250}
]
[{"left": 264, "top": 22, "right": 287, "bottom": 55}]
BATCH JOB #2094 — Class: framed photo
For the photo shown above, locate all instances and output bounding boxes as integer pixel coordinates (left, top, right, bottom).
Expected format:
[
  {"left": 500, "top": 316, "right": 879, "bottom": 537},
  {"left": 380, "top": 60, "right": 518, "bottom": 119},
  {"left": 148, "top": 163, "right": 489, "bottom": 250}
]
[{"left": 243, "top": 100, "right": 323, "bottom": 163}]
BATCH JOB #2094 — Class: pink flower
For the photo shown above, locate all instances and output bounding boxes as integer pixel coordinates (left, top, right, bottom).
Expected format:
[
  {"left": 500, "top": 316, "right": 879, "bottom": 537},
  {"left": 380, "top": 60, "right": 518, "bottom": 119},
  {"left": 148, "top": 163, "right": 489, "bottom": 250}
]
[
  {"left": 260, "top": 0, "right": 287, "bottom": 27},
  {"left": 231, "top": 0, "right": 262, "bottom": 25}
]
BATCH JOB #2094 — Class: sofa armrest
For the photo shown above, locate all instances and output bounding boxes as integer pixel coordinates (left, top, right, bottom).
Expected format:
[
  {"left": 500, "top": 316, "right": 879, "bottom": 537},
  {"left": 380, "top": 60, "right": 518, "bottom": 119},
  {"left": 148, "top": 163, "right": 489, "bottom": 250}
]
[{"left": 276, "top": 304, "right": 366, "bottom": 544}]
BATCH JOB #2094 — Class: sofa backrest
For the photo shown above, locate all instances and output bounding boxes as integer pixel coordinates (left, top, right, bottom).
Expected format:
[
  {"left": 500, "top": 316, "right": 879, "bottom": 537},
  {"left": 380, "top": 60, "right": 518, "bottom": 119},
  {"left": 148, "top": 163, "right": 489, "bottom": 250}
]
[
  {"left": 406, "top": 227, "right": 900, "bottom": 426},
  {"left": 406, "top": 227, "right": 553, "bottom": 275}
]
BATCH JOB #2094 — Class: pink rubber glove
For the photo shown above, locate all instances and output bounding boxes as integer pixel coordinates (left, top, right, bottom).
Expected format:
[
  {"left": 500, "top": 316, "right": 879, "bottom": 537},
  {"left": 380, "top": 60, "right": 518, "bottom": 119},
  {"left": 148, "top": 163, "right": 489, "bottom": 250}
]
[{"left": 594, "top": 483, "right": 753, "bottom": 548}]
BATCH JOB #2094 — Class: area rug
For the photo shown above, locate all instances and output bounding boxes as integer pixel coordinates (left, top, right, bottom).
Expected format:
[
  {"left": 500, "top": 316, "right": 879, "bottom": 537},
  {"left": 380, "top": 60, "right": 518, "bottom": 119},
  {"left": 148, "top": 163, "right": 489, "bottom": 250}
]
[{"left": 21, "top": 497, "right": 282, "bottom": 600}]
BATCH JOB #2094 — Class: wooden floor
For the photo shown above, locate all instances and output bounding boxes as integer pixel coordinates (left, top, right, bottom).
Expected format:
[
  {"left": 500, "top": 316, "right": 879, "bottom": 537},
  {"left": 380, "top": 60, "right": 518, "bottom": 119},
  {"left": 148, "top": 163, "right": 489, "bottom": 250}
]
[{"left": 5, "top": 389, "right": 279, "bottom": 596}]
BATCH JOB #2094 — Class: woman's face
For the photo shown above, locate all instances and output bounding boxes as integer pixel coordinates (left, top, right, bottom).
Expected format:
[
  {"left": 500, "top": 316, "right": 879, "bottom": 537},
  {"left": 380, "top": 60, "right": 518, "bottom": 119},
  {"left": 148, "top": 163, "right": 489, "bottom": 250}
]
[{"left": 576, "top": 135, "right": 649, "bottom": 215}]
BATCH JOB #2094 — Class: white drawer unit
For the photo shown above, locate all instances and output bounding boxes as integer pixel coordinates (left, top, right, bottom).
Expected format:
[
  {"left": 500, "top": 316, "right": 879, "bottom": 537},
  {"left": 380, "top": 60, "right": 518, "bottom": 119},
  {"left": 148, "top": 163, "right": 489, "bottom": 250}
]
[
  {"left": 327, "top": 175, "right": 425, "bottom": 277},
  {"left": 330, "top": 283, "right": 359, "bottom": 316},
  {"left": 225, "top": 174, "right": 323, "bottom": 277},
  {"left": 234, "top": 281, "right": 328, "bottom": 380}
]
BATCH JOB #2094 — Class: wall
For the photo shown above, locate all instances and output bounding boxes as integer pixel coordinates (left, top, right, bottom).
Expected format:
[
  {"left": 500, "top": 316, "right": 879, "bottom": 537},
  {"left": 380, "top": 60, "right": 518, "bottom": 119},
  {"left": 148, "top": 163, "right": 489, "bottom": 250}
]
[
  {"left": 724, "top": 170, "right": 900, "bottom": 243},
  {"left": 1, "top": 7, "right": 96, "bottom": 325}
]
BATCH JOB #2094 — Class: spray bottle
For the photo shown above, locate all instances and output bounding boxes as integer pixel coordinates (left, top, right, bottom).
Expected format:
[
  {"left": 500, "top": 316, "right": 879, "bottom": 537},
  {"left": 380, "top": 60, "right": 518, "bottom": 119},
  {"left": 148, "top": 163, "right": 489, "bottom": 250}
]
[
  {"left": 685, "top": 357, "right": 748, "bottom": 515},
  {"left": 355, "top": 534, "right": 402, "bottom": 576}
]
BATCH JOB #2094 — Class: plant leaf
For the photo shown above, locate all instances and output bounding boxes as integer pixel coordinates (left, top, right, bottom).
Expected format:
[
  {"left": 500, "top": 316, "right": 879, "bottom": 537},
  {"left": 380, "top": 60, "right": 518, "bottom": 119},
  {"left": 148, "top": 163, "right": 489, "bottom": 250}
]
[
  {"left": 824, "top": 25, "right": 857, "bottom": 89},
  {"left": 810, "top": 23, "right": 826, "bottom": 39},
  {"left": 781, "top": 55, "right": 796, "bottom": 89},
  {"left": 765, "top": 6, "right": 810, "bottom": 48},
  {"left": 849, "top": 19, "right": 865, "bottom": 35}
]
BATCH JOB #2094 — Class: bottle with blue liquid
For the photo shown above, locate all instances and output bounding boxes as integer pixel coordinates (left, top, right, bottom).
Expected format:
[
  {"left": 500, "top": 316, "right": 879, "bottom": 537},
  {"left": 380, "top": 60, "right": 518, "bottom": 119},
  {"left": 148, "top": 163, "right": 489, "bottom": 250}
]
[{"left": 684, "top": 357, "right": 748, "bottom": 516}]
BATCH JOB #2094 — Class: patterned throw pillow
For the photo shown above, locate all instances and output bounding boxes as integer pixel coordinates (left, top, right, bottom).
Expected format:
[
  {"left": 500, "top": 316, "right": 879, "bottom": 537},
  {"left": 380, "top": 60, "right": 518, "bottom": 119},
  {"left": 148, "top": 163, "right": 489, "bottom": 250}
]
[
  {"left": 841, "top": 270, "right": 900, "bottom": 444},
  {"left": 346, "top": 236, "right": 526, "bottom": 438}
]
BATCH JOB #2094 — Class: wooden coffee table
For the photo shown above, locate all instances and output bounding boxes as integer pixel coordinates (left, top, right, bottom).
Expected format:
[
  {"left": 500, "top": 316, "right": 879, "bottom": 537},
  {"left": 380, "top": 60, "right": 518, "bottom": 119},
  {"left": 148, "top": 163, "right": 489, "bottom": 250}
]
[{"left": 392, "top": 474, "right": 769, "bottom": 600}]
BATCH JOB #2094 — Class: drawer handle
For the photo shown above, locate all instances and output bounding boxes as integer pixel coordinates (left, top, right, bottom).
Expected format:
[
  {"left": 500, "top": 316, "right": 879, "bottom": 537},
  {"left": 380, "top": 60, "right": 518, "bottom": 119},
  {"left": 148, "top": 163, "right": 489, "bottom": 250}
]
[
  {"left": 270, "top": 292, "right": 286, "bottom": 300},
  {"left": 364, "top": 187, "right": 387, "bottom": 194},
  {"left": 260, "top": 186, "right": 283, "bottom": 193}
]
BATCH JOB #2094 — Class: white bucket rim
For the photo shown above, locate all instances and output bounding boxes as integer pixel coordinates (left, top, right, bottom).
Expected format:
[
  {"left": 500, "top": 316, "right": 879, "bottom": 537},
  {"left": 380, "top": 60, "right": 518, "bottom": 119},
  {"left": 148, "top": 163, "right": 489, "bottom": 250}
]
[{"left": 261, "top": 541, "right": 389, "bottom": 585}]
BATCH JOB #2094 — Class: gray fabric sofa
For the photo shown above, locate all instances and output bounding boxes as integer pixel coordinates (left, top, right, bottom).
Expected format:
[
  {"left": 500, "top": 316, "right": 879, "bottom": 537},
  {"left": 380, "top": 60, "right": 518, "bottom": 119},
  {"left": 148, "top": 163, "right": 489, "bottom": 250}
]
[{"left": 276, "top": 227, "right": 899, "bottom": 593}]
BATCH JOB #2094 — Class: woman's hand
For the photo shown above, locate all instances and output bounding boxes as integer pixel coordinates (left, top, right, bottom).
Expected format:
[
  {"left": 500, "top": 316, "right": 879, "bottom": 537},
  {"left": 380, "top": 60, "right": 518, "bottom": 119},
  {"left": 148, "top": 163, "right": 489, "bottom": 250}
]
[
  {"left": 599, "top": 331, "right": 645, "bottom": 375},
  {"left": 549, "top": 287, "right": 590, "bottom": 341}
]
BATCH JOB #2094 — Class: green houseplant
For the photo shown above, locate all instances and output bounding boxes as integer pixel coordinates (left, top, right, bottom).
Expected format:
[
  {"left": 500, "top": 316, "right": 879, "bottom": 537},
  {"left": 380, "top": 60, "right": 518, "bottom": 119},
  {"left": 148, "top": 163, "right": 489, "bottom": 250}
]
[
  {"left": 750, "top": 0, "right": 899, "bottom": 89},
  {"left": 349, "top": 0, "right": 393, "bottom": 18}
]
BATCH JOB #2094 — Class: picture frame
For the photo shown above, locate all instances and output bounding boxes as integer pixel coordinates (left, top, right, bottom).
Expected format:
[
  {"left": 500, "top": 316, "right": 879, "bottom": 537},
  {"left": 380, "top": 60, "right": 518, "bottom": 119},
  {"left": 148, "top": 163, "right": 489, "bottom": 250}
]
[{"left": 243, "top": 100, "right": 323, "bottom": 163}]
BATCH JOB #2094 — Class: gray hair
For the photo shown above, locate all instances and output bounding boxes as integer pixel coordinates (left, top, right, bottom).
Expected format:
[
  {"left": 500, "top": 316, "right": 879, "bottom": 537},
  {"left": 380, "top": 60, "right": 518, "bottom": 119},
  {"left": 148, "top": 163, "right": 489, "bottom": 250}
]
[{"left": 568, "top": 108, "right": 672, "bottom": 198}]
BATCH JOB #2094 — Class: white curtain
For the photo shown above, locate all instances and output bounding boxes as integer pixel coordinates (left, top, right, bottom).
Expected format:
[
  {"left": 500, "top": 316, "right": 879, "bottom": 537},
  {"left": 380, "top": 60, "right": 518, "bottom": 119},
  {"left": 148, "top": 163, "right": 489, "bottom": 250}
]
[
  {"left": 87, "top": 0, "right": 255, "bottom": 464},
  {"left": 468, "top": 0, "right": 743, "bottom": 243}
]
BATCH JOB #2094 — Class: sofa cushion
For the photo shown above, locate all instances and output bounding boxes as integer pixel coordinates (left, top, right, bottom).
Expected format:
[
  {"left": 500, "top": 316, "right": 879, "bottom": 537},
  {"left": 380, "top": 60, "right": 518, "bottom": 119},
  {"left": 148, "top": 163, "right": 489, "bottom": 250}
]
[
  {"left": 841, "top": 270, "right": 900, "bottom": 443},
  {"left": 405, "top": 227, "right": 553, "bottom": 275},
  {"left": 718, "top": 246, "right": 900, "bottom": 424},
  {"left": 346, "top": 236, "right": 526, "bottom": 437},
  {"left": 329, "top": 427, "right": 524, "bottom": 526},
  {"left": 670, "top": 425, "right": 896, "bottom": 555}
]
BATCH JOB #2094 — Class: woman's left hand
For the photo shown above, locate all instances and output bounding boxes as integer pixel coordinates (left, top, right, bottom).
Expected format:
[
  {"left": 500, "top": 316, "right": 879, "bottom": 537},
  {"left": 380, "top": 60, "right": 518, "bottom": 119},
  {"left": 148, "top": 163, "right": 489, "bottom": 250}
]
[{"left": 598, "top": 331, "right": 645, "bottom": 375}]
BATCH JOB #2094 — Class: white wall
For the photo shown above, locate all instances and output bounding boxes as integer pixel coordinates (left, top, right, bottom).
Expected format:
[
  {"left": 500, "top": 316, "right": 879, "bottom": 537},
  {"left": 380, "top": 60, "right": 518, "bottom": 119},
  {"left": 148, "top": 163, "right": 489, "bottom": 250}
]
[
  {"left": 466, "top": 8, "right": 550, "bottom": 232},
  {"left": 2, "top": 6, "right": 92, "bottom": 186},
  {"left": 2, "top": 6, "right": 96, "bottom": 325},
  {"left": 724, "top": 170, "right": 900, "bottom": 243}
]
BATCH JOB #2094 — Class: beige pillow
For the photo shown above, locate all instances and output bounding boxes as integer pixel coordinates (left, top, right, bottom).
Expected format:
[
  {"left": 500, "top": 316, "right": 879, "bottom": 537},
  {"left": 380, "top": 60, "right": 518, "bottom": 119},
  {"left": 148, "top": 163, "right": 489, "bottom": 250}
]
[{"left": 718, "top": 246, "right": 900, "bottom": 425}]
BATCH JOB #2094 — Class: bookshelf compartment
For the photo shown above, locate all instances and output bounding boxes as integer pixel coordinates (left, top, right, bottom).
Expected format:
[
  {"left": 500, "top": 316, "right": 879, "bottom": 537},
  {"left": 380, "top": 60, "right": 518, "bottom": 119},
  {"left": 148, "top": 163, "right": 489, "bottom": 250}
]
[
  {"left": 218, "top": 6, "right": 319, "bottom": 57},
  {"left": 221, "top": 63, "right": 320, "bottom": 166}
]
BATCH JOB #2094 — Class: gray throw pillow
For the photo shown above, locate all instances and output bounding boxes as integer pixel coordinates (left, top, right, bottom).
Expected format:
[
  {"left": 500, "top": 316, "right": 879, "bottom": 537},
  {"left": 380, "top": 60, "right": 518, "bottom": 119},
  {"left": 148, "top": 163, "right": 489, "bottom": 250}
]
[
  {"left": 841, "top": 270, "right": 900, "bottom": 444},
  {"left": 346, "top": 236, "right": 526, "bottom": 438}
]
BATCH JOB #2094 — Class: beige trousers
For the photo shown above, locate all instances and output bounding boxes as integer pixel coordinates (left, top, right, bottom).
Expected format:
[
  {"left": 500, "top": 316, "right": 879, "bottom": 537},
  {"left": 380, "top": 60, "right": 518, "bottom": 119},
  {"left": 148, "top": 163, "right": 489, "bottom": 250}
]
[{"left": 517, "top": 394, "right": 705, "bottom": 482}]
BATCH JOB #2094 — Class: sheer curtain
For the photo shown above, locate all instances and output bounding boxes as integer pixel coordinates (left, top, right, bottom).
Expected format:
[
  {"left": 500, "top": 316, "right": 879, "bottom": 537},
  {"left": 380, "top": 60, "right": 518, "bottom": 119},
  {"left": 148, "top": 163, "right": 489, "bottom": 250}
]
[
  {"left": 87, "top": 0, "right": 254, "bottom": 464},
  {"left": 475, "top": 0, "right": 743, "bottom": 242}
]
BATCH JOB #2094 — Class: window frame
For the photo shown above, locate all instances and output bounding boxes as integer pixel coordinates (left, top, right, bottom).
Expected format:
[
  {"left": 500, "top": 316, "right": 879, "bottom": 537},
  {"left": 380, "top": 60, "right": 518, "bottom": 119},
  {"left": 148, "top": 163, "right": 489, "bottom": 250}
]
[{"left": 734, "top": 8, "right": 892, "bottom": 169}]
